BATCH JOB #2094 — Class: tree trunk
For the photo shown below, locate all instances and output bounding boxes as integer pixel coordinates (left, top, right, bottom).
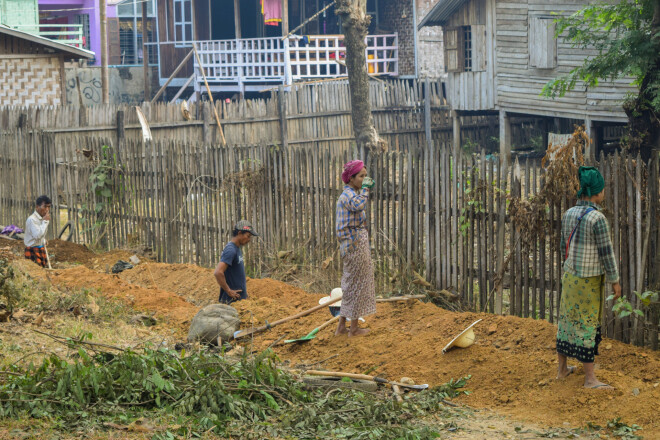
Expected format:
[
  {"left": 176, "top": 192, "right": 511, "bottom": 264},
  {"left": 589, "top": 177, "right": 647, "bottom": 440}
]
[
  {"left": 625, "top": 0, "right": 660, "bottom": 159},
  {"left": 336, "top": 0, "right": 383, "bottom": 152}
]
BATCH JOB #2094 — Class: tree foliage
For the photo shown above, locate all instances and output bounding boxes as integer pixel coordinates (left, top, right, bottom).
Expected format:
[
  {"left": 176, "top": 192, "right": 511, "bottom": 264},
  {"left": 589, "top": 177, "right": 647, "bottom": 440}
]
[{"left": 543, "top": 0, "right": 659, "bottom": 107}]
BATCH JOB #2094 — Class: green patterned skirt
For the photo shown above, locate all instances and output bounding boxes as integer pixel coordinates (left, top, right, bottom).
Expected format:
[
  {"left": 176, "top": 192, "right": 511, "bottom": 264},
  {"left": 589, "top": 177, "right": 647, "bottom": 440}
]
[{"left": 556, "top": 272, "right": 604, "bottom": 363}]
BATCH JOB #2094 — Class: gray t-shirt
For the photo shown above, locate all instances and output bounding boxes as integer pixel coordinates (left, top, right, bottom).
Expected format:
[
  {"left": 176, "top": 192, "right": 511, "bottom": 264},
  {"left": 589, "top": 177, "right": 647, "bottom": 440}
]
[{"left": 218, "top": 242, "right": 247, "bottom": 304}]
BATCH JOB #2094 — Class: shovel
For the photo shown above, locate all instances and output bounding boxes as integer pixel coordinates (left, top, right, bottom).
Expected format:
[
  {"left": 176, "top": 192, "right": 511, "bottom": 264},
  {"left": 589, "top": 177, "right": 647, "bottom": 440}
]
[
  {"left": 233, "top": 295, "right": 342, "bottom": 339},
  {"left": 302, "top": 369, "right": 429, "bottom": 391},
  {"left": 284, "top": 316, "right": 340, "bottom": 343}
]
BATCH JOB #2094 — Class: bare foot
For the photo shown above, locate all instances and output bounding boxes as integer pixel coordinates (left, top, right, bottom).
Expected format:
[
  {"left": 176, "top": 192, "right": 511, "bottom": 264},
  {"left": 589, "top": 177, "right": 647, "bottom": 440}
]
[
  {"left": 335, "top": 328, "right": 348, "bottom": 336},
  {"left": 584, "top": 380, "right": 614, "bottom": 389},
  {"left": 556, "top": 365, "right": 577, "bottom": 379},
  {"left": 348, "top": 328, "right": 370, "bottom": 337}
]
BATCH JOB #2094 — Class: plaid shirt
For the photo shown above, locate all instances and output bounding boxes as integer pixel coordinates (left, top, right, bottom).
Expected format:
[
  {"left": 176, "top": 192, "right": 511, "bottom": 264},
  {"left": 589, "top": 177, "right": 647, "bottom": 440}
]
[
  {"left": 561, "top": 201, "right": 619, "bottom": 283},
  {"left": 336, "top": 185, "right": 368, "bottom": 256}
]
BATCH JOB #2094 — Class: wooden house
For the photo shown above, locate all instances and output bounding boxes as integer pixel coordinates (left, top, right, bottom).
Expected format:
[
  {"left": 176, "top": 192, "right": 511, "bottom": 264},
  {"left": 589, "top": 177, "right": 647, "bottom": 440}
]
[
  {"left": 418, "top": 0, "right": 636, "bottom": 159},
  {"left": 0, "top": 0, "right": 39, "bottom": 29},
  {"left": 0, "top": 24, "right": 93, "bottom": 105},
  {"left": 153, "top": 0, "right": 427, "bottom": 97}
]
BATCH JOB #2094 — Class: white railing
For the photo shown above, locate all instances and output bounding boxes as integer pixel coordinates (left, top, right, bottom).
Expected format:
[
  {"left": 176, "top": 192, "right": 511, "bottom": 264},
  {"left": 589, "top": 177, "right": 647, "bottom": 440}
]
[
  {"left": 14, "top": 24, "right": 84, "bottom": 49},
  {"left": 196, "top": 38, "right": 287, "bottom": 83},
  {"left": 193, "top": 33, "right": 398, "bottom": 86},
  {"left": 288, "top": 34, "right": 398, "bottom": 79}
]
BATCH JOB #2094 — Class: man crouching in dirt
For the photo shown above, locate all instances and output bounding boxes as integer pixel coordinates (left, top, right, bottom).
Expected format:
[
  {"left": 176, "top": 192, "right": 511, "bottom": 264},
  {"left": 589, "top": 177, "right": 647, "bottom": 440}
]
[
  {"left": 24, "top": 195, "right": 51, "bottom": 268},
  {"left": 214, "top": 220, "right": 259, "bottom": 304}
]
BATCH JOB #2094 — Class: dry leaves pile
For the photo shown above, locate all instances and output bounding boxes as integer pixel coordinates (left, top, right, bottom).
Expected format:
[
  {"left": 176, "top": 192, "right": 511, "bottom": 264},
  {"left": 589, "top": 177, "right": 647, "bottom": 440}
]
[{"left": 509, "top": 126, "right": 587, "bottom": 248}]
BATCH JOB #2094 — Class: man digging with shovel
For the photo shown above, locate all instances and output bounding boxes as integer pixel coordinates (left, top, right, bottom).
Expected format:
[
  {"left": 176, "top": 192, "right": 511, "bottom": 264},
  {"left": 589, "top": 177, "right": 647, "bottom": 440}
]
[{"left": 24, "top": 195, "right": 52, "bottom": 268}]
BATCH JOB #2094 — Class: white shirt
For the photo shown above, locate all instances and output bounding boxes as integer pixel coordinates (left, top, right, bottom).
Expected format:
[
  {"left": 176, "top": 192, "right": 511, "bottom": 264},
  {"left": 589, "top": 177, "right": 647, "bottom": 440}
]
[{"left": 24, "top": 211, "right": 49, "bottom": 247}]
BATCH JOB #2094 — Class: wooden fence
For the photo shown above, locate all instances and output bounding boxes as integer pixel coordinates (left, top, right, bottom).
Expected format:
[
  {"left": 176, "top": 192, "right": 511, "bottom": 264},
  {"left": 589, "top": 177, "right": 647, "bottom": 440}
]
[
  {"left": 0, "top": 131, "right": 658, "bottom": 348},
  {"left": 0, "top": 79, "right": 499, "bottom": 155}
]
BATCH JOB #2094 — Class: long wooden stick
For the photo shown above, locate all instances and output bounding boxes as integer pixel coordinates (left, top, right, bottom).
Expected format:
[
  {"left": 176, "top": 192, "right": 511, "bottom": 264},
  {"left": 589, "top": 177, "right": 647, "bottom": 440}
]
[
  {"left": 192, "top": 45, "right": 227, "bottom": 146},
  {"left": 233, "top": 295, "right": 342, "bottom": 339},
  {"left": 303, "top": 370, "right": 429, "bottom": 390},
  {"left": 44, "top": 246, "right": 52, "bottom": 270},
  {"left": 151, "top": 49, "right": 194, "bottom": 103},
  {"left": 375, "top": 295, "right": 425, "bottom": 302},
  {"left": 281, "top": 1, "right": 336, "bottom": 40}
]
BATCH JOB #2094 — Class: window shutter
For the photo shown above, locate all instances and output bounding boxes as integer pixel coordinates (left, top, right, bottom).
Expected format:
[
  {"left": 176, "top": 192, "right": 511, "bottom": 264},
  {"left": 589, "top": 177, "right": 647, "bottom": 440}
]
[
  {"left": 444, "top": 27, "right": 463, "bottom": 73},
  {"left": 107, "top": 17, "right": 122, "bottom": 65},
  {"left": 471, "top": 24, "right": 487, "bottom": 72},
  {"left": 529, "top": 16, "right": 556, "bottom": 69}
]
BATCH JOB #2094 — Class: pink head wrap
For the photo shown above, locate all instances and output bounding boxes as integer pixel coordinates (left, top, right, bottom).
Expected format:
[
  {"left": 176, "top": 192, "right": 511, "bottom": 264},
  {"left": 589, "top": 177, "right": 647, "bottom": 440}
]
[{"left": 341, "top": 160, "right": 364, "bottom": 184}]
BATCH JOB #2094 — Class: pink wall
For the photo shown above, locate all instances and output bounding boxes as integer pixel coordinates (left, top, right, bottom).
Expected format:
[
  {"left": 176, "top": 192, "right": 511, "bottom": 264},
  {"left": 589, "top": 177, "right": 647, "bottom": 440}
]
[{"left": 39, "top": 0, "right": 117, "bottom": 65}]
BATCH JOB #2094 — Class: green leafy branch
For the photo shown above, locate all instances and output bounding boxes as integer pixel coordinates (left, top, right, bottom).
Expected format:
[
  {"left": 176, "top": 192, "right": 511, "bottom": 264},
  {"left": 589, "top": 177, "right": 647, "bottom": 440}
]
[
  {"left": 542, "top": 0, "right": 659, "bottom": 112},
  {"left": 607, "top": 290, "right": 659, "bottom": 318}
]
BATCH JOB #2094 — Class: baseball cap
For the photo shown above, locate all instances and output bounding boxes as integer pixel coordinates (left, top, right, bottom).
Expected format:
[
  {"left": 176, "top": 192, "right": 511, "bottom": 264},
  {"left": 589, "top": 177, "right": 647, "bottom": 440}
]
[{"left": 234, "top": 220, "right": 259, "bottom": 236}]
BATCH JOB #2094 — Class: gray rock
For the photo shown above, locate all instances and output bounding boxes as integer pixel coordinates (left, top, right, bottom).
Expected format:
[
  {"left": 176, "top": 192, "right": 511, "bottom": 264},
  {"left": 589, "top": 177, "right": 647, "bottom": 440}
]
[{"left": 187, "top": 304, "right": 240, "bottom": 345}]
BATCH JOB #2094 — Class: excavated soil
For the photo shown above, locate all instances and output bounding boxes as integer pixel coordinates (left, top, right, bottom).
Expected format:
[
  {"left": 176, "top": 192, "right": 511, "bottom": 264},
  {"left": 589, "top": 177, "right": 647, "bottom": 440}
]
[{"left": 13, "top": 253, "right": 660, "bottom": 436}]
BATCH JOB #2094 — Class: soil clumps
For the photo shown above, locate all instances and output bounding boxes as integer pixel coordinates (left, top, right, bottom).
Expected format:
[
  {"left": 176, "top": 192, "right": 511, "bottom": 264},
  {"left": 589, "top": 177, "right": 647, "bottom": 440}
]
[{"left": 13, "top": 254, "right": 660, "bottom": 436}]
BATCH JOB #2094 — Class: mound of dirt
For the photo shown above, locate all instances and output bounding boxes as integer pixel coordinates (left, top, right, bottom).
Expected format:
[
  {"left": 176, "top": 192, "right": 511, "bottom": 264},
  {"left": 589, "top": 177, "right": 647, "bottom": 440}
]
[
  {"left": 14, "top": 255, "right": 660, "bottom": 436},
  {"left": 118, "top": 263, "right": 218, "bottom": 306},
  {"left": 229, "top": 278, "right": 660, "bottom": 436},
  {"left": 18, "top": 261, "right": 197, "bottom": 335},
  {"left": 47, "top": 239, "right": 95, "bottom": 264}
]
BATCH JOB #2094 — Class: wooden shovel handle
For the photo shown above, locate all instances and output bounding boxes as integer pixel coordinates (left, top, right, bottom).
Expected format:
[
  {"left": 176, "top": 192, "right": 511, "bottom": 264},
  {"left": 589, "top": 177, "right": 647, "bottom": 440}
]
[
  {"left": 316, "top": 315, "right": 340, "bottom": 331},
  {"left": 233, "top": 295, "right": 342, "bottom": 339},
  {"left": 44, "top": 246, "right": 52, "bottom": 270}
]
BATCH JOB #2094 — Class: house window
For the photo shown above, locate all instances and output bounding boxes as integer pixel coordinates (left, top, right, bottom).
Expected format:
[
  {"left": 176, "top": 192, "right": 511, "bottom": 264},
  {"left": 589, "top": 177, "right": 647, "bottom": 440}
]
[
  {"left": 74, "top": 14, "right": 90, "bottom": 50},
  {"left": 463, "top": 27, "right": 472, "bottom": 71},
  {"left": 117, "top": 0, "right": 157, "bottom": 65},
  {"left": 367, "top": 0, "right": 379, "bottom": 32},
  {"left": 529, "top": 15, "right": 557, "bottom": 69},
  {"left": 444, "top": 25, "right": 486, "bottom": 73},
  {"left": 174, "top": 0, "right": 193, "bottom": 47}
]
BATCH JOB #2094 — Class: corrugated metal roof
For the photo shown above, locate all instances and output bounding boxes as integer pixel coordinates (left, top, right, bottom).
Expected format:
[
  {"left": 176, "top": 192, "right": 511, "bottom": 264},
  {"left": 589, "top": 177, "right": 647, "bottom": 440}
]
[
  {"left": 0, "top": 24, "right": 94, "bottom": 59},
  {"left": 418, "top": 0, "right": 470, "bottom": 28}
]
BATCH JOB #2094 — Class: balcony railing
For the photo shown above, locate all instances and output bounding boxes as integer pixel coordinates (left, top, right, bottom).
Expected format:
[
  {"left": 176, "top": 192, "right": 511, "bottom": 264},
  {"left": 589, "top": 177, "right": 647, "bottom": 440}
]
[
  {"left": 193, "top": 33, "right": 398, "bottom": 86},
  {"left": 13, "top": 24, "right": 84, "bottom": 49}
]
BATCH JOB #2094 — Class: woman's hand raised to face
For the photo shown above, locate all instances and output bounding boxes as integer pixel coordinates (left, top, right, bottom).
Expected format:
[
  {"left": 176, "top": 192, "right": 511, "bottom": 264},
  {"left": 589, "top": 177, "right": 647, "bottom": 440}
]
[{"left": 361, "top": 176, "right": 374, "bottom": 189}]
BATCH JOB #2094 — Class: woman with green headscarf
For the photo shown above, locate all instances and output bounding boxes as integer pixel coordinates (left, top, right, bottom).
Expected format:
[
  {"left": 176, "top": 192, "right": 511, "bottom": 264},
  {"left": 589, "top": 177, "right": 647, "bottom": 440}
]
[{"left": 556, "top": 166, "right": 621, "bottom": 389}]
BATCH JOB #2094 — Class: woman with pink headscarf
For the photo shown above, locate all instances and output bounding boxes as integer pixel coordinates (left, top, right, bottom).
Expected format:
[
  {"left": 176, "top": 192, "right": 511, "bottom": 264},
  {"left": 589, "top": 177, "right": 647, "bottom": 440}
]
[{"left": 335, "top": 160, "right": 376, "bottom": 337}]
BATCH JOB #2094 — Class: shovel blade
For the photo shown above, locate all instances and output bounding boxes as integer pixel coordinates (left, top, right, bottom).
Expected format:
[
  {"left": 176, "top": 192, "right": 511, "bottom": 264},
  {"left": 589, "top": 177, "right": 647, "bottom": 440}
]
[{"left": 284, "top": 327, "right": 320, "bottom": 344}]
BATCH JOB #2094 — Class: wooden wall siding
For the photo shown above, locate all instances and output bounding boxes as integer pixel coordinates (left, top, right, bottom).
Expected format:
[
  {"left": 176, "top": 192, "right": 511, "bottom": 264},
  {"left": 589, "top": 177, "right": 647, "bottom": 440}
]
[
  {"left": 157, "top": 0, "right": 197, "bottom": 80},
  {"left": 0, "top": 33, "right": 59, "bottom": 55},
  {"left": 193, "top": 0, "right": 211, "bottom": 40},
  {"left": 0, "top": 79, "right": 499, "bottom": 155},
  {"left": 1, "top": 131, "right": 657, "bottom": 349},
  {"left": 447, "top": 71, "right": 495, "bottom": 110},
  {"left": 0, "top": 56, "right": 62, "bottom": 106},
  {"left": 494, "top": 0, "right": 635, "bottom": 121},
  {"left": 444, "top": 0, "right": 487, "bottom": 26},
  {"left": 444, "top": 0, "right": 496, "bottom": 111}
]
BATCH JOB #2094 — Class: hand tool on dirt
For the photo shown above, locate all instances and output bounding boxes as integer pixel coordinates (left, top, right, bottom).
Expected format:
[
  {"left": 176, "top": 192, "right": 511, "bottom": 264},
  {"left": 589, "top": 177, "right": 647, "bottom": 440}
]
[
  {"left": 302, "top": 370, "right": 429, "bottom": 391},
  {"left": 284, "top": 315, "right": 340, "bottom": 343},
  {"left": 233, "top": 295, "right": 342, "bottom": 340}
]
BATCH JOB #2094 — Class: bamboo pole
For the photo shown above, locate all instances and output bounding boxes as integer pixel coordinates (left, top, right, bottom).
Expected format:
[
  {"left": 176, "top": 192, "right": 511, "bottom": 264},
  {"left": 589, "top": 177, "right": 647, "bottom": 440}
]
[
  {"left": 142, "top": 0, "right": 150, "bottom": 101},
  {"left": 151, "top": 49, "right": 194, "bottom": 103},
  {"left": 100, "top": 0, "right": 109, "bottom": 104},
  {"left": 192, "top": 45, "right": 227, "bottom": 146}
]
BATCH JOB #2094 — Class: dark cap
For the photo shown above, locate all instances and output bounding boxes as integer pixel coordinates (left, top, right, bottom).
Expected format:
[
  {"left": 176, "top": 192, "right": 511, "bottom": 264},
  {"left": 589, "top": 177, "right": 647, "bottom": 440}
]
[{"left": 234, "top": 220, "right": 259, "bottom": 236}]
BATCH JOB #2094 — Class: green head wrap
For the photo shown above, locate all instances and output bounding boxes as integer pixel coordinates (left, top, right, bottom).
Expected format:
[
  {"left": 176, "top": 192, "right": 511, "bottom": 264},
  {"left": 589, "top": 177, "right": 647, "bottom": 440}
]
[{"left": 576, "top": 166, "right": 605, "bottom": 198}]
